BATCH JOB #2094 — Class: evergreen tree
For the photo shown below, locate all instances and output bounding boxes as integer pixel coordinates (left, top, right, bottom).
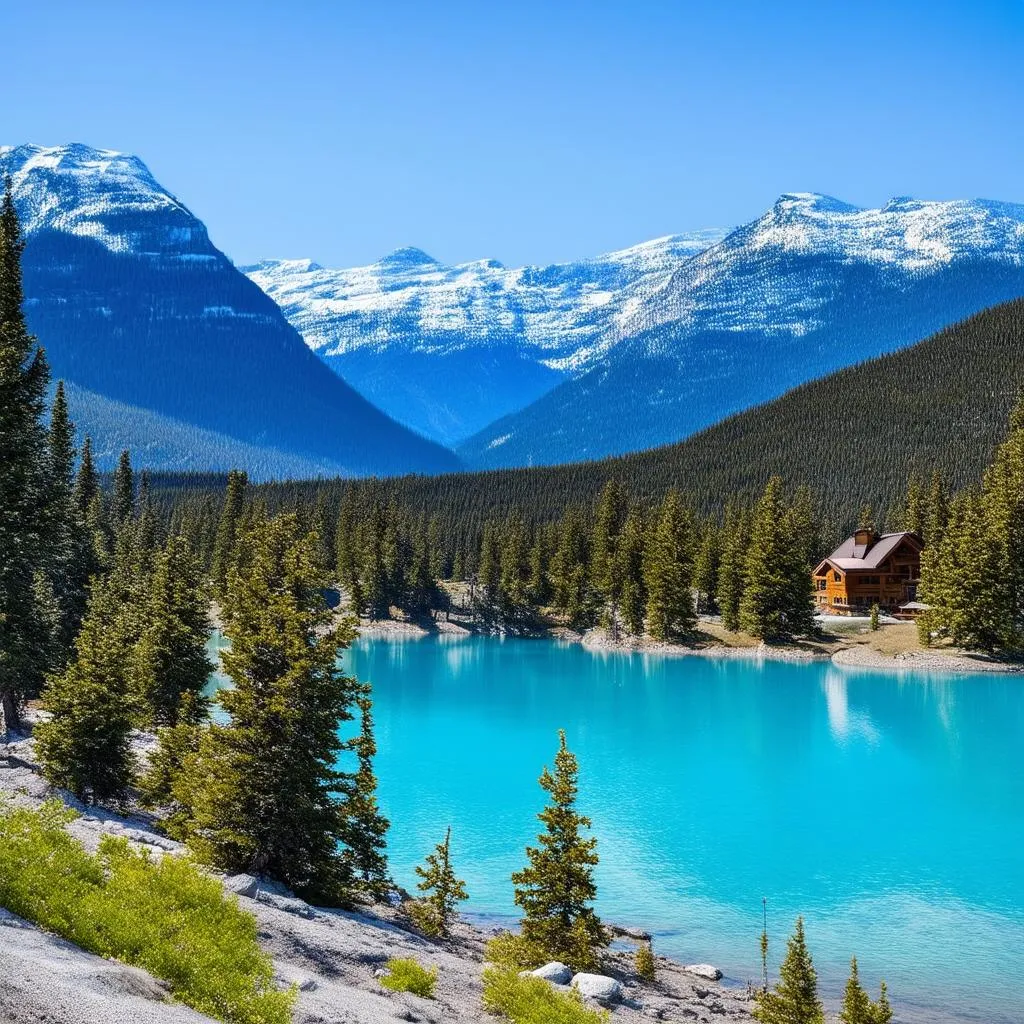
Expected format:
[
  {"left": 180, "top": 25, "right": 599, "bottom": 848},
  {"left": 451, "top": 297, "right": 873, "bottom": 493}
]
[
  {"left": 693, "top": 522, "right": 721, "bottom": 615},
  {"left": 112, "top": 449, "right": 135, "bottom": 529},
  {"left": 512, "top": 730, "right": 607, "bottom": 970},
  {"left": 74, "top": 435, "right": 100, "bottom": 515},
  {"left": 0, "top": 178, "right": 51, "bottom": 732},
  {"left": 644, "top": 490, "right": 696, "bottom": 641},
  {"left": 839, "top": 957, "right": 874, "bottom": 1024},
  {"left": 34, "top": 572, "right": 137, "bottom": 803},
  {"left": 177, "top": 512, "right": 360, "bottom": 903},
  {"left": 335, "top": 487, "right": 363, "bottom": 612},
  {"left": 211, "top": 469, "right": 247, "bottom": 597},
  {"left": 133, "top": 535, "right": 213, "bottom": 727},
  {"left": 44, "top": 381, "right": 88, "bottom": 660},
  {"left": 412, "top": 826, "right": 469, "bottom": 938},
  {"left": 717, "top": 504, "right": 749, "bottom": 632},
  {"left": 635, "top": 942, "right": 656, "bottom": 982},
  {"left": 342, "top": 688, "right": 391, "bottom": 900},
  {"left": 138, "top": 690, "right": 206, "bottom": 827},
  {"left": 838, "top": 957, "right": 892, "bottom": 1024},
  {"left": 617, "top": 509, "right": 647, "bottom": 636},
  {"left": 550, "top": 506, "right": 592, "bottom": 628},
  {"left": 589, "top": 481, "right": 628, "bottom": 635},
  {"left": 740, "top": 479, "right": 815, "bottom": 641},
  {"left": 753, "top": 917, "right": 824, "bottom": 1024}
]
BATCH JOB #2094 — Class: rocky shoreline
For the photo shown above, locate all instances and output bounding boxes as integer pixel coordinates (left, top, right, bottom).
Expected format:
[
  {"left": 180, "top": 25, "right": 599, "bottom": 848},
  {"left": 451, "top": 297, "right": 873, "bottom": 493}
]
[
  {"left": 0, "top": 726, "right": 755, "bottom": 1024},
  {"left": 354, "top": 615, "right": 1024, "bottom": 676}
]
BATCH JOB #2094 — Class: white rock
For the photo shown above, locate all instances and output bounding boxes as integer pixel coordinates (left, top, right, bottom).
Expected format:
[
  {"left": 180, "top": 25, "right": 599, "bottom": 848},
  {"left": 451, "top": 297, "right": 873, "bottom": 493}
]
[
  {"left": 224, "top": 873, "right": 260, "bottom": 898},
  {"left": 683, "top": 963, "right": 723, "bottom": 980},
  {"left": 571, "top": 973, "right": 623, "bottom": 1004},
  {"left": 531, "top": 962, "right": 573, "bottom": 985}
]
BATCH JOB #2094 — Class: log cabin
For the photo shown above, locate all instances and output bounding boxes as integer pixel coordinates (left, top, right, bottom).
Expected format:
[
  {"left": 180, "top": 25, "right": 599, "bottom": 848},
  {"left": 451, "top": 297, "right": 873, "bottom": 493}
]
[{"left": 813, "top": 529, "right": 924, "bottom": 616}]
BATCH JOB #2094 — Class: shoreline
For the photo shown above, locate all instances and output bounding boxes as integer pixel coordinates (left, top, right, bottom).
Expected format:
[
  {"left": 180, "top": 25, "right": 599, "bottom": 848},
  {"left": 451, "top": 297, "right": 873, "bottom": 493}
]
[
  {"left": 353, "top": 616, "right": 1024, "bottom": 677},
  {"left": 0, "top": 724, "right": 754, "bottom": 1024}
]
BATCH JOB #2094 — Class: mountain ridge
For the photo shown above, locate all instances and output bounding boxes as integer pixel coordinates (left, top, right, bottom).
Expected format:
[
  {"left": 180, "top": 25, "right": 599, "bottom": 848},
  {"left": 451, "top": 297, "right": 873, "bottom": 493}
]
[{"left": 1, "top": 143, "right": 458, "bottom": 478}]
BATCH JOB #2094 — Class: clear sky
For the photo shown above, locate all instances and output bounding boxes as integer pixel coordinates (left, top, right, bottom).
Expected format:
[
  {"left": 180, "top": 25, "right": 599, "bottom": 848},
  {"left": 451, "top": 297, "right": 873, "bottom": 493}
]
[{"left": 3, "top": 0, "right": 1023, "bottom": 268}]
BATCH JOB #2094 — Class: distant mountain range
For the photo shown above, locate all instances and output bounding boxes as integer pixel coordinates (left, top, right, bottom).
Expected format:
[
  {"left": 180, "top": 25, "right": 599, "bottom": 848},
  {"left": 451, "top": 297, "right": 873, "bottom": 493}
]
[
  {"left": 8, "top": 142, "right": 1024, "bottom": 480},
  {"left": 0, "top": 144, "right": 457, "bottom": 477},
  {"left": 251, "top": 192, "right": 1024, "bottom": 469},
  {"left": 243, "top": 230, "right": 725, "bottom": 445}
]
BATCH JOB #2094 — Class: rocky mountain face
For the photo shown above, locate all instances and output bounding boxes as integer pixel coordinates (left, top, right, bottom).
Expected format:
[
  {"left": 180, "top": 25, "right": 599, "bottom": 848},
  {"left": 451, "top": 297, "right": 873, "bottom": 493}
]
[
  {"left": 458, "top": 193, "right": 1024, "bottom": 468},
  {"left": 244, "top": 230, "right": 726, "bottom": 445},
  {"left": 0, "top": 144, "right": 458, "bottom": 477}
]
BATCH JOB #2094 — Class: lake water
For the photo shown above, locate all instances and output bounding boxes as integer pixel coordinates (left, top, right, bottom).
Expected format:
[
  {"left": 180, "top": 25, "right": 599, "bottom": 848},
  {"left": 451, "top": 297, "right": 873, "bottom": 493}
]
[{"left": 211, "top": 632, "right": 1024, "bottom": 1022}]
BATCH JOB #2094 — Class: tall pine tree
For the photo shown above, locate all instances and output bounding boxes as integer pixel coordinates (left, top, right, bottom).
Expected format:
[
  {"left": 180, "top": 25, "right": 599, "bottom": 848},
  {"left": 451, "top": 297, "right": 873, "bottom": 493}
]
[
  {"left": 512, "top": 730, "right": 607, "bottom": 970},
  {"left": 177, "top": 512, "right": 361, "bottom": 903},
  {"left": 754, "top": 917, "right": 824, "bottom": 1024}
]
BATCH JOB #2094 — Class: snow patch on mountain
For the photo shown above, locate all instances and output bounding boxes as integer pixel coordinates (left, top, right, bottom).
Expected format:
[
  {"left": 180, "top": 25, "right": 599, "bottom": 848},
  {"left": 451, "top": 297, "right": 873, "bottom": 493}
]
[{"left": 244, "top": 228, "right": 728, "bottom": 376}]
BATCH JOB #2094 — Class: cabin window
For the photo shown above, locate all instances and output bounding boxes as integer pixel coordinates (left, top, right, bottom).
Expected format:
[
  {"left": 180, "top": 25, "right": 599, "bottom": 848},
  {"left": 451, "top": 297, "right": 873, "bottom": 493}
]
[
  {"left": 833, "top": 571, "right": 841, "bottom": 583},
  {"left": 817, "top": 579, "right": 826, "bottom": 591}
]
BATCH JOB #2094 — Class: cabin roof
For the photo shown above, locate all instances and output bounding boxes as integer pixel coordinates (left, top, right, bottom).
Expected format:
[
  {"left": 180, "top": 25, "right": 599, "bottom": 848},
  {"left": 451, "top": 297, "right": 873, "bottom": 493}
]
[{"left": 815, "top": 531, "right": 922, "bottom": 574}]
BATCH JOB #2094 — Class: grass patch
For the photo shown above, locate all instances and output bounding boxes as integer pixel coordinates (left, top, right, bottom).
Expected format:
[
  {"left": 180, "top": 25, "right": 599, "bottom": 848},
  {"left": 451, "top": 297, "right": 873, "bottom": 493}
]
[
  {"left": 0, "top": 801, "right": 293, "bottom": 1024},
  {"left": 482, "top": 966, "right": 609, "bottom": 1024},
  {"left": 379, "top": 957, "right": 438, "bottom": 998}
]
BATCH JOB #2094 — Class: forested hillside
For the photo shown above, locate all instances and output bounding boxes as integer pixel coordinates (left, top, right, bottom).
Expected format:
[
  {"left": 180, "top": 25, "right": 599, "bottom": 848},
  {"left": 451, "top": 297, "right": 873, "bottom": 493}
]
[{"left": 184, "top": 297, "right": 1023, "bottom": 538}]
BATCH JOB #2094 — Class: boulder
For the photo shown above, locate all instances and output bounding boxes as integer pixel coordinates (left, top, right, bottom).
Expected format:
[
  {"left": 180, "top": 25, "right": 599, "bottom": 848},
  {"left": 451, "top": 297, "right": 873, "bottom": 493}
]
[
  {"left": 531, "top": 962, "right": 573, "bottom": 985},
  {"left": 571, "top": 973, "right": 623, "bottom": 1005},
  {"left": 684, "top": 963, "right": 723, "bottom": 981},
  {"left": 610, "top": 923, "right": 653, "bottom": 942},
  {"left": 224, "top": 873, "right": 260, "bottom": 898}
]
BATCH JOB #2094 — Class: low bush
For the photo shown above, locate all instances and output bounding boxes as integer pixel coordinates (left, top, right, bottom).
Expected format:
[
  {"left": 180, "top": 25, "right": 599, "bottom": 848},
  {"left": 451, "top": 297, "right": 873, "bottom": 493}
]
[
  {"left": 482, "top": 967, "right": 609, "bottom": 1024},
  {"left": 379, "top": 957, "right": 438, "bottom": 998},
  {"left": 0, "top": 801, "right": 294, "bottom": 1024},
  {"left": 484, "top": 931, "right": 545, "bottom": 971},
  {"left": 635, "top": 941, "right": 656, "bottom": 981}
]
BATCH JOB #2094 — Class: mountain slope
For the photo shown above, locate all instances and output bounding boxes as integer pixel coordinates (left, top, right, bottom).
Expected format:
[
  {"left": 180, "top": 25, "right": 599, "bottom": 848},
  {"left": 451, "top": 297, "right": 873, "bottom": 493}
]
[
  {"left": 1, "top": 144, "right": 458, "bottom": 477},
  {"left": 299, "top": 298, "right": 1024, "bottom": 530},
  {"left": 459, "top": 193, "right": 1024, "bottom": 468},
  {"left": 244, "top": 231, "right": 725, "bottom": 444}
]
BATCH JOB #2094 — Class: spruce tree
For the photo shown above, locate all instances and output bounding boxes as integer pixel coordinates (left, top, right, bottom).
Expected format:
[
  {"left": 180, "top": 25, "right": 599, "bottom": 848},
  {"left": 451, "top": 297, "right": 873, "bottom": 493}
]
[
  {"left": 138, "top": 690, "right": 206, "bottom": 828},
  {"left": 34, "top": 572, "right": 137, "bottom": 804},
  {"left": 617, "top": 509, "right": 647, "bottom": 636},
  {"left": 133, "top": 535, "right": 213, "bottom": 727},
  {"left": 412, "top": 826, "right": 469, "bottom": 938},
  {"left": 589, "top": 481, "right": 628, "bottom": 635},
  {"left": 693, "top": 523, "right": 721, "bottom": 614},
  {"left": 211, "top": 469, "right": 247, "bottom": 597},
  {"left": 740, "top": 479, "right": 815, "bottom": 641},
  {"left": 753, "top": 917, "right": 824, "bottom": 1024},
  {"left": 177, "top": 512, "right": 360, "bottom": 903},
  {"left": 839, "top": 957, "right": 873, "bottom": 1024},
  {"left": 111, "top": 449, "right": 135, "bottom": 529},
  {"left": 342, "top": 688, "right": 391, "bottom": 900},
  {"left": 644, "top": 490, "right": 696, "bottom": 641},
  {"left": 717, "top": 504, "right": 749, "bottom": 632},
  {"left": 0, "top": 178, "right": 51, "bottom": 732},
  {"left": 512, "top": 730, "right": 607, "bottom": 970}
]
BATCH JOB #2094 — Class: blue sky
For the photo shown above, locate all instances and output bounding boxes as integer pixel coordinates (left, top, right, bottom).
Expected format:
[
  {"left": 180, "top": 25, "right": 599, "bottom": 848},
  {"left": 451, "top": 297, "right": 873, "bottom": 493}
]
[{"left": 3, "top": 0, "right": 1023, "bottom": 268}]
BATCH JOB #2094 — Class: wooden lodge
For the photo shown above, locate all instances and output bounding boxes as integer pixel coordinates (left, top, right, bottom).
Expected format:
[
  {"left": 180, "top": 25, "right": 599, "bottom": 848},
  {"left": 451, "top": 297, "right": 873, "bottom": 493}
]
[{"left": 813, "top": 529, "right": 924, "bottom": 617}]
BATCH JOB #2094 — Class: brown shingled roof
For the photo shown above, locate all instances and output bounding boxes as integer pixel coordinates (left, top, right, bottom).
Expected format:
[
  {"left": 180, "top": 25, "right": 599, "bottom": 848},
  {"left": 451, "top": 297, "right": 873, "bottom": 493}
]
[{"left": 815, "top": 531, "right": 922, "bottom": 574}]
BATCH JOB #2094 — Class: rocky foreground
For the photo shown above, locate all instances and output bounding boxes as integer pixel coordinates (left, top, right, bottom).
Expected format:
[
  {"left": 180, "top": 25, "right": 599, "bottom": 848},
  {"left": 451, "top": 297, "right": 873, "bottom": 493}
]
[{"left": 0, "top": 730, "right": 754, "bottom": 1024}]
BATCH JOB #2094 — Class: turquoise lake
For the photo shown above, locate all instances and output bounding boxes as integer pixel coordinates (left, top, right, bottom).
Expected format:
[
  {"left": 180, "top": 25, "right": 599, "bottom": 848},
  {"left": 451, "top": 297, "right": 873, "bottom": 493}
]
[{"left": 213, "top": 633, "right": 1024, "bottom": 1022}]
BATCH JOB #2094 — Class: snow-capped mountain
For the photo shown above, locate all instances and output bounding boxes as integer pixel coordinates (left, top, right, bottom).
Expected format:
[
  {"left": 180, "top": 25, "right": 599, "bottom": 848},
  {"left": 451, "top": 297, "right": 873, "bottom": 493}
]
[
  {"left": 0, "top": 144, "right": 457, "bottom": 477},
  {"left": 459, "top": 192, "right": 1024, "bottom": 469},
  {"left": 244, "top": 230, "right": 726, "bottom": 444}
]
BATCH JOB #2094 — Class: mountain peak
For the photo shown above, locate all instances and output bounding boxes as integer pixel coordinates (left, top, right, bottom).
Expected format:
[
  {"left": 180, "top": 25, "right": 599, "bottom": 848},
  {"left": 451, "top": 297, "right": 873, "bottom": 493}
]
[
  {"left": 771, "top": 192, "right": 862, "bottom": 216},
  {"left": 376, "top": 246, "right": 440, "bottom": 269}
]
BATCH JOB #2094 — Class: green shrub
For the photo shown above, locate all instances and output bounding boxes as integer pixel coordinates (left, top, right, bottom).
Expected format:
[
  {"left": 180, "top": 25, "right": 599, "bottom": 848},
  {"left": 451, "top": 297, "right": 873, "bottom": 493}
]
[
  {"left": 0, "top": 801, "right": 294, "bottom": 1024},
  {"left": 379, "top": 957, "right": 438, "bottom": 998},
  {"left": 88, "top": 837, "right": 294, "bottom": 1024},
  {"left": 635, "top": 942, "right": 656, "bottom": 981},
  {"left": 482, "top": 966, "right": 609, "bottom": 1024},
  {"left": 485, "top": 931, "right": 545, "bottom": 971},
  {"left": 0, "top": 800, "right": 103, "bottom": 946}
]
